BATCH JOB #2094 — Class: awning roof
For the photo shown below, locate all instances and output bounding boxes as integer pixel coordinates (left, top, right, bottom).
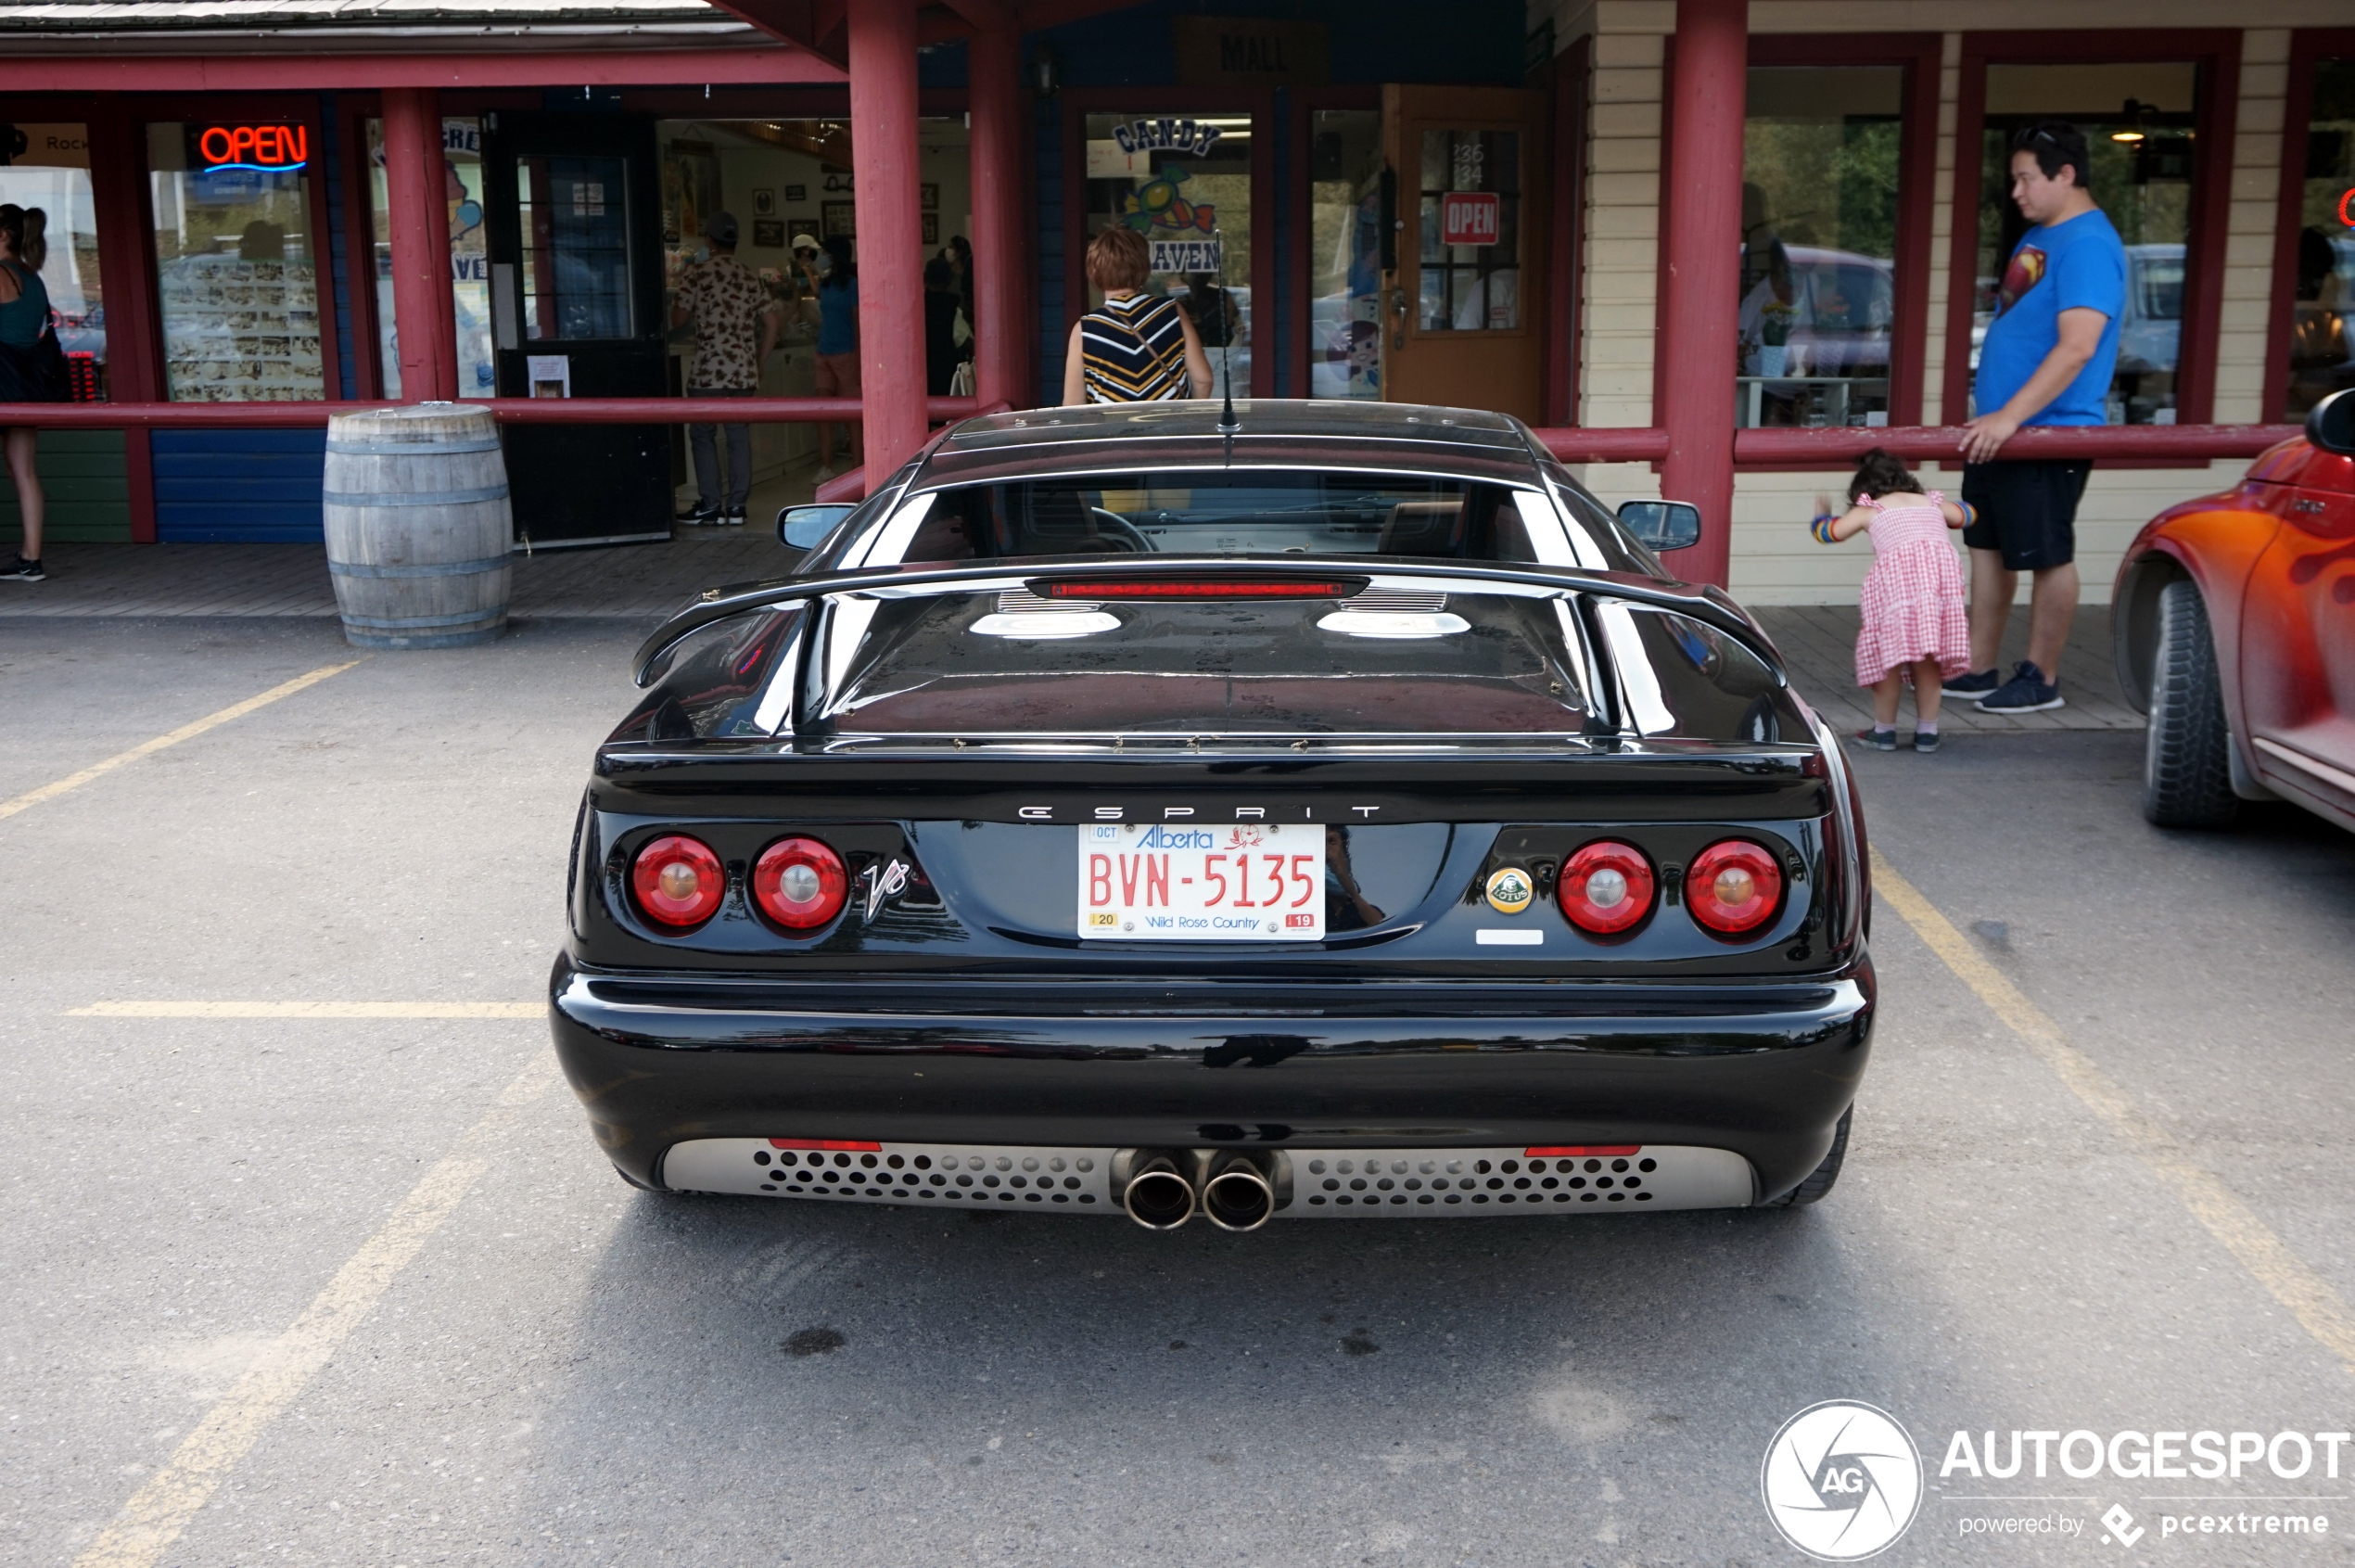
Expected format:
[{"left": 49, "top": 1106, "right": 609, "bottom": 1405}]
[{"left": 0, "top": 0, "right": 722, "bottom": 25}]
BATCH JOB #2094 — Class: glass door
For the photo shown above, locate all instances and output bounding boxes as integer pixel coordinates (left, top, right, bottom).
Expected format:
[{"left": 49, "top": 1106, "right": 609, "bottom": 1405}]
[
  {"left": 1081, "top": 112, "right": 1254, "bottom": 398},
  {"left": 481, "top": 110, "right": 670, "bottom": 547},
  {"left": 1306, "top": 108, "right": 1384, "bottom": 400}
]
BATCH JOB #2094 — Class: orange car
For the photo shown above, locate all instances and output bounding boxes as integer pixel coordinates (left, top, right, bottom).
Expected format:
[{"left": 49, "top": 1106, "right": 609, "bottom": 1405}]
[{"left": 2113, "top": 390, "right": 2355, "bottom": 830}]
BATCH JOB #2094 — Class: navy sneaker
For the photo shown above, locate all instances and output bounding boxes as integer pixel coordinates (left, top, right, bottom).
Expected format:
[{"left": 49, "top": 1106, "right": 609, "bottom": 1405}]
[
  {"left": 0, "top": 555, "right": 44, "bottom": 582},
  {"left": 676, "top": 502, "right": 721, "bottom": 525},
  {"left": 1941, "top": 667, "right": 2000, "bottom": 698},
  {"left": 1852, "top": 726, "right": 1898, "bottom": 751},
  {"left": 1913, "top": 730, "right": 1940, "bottom": 754},
  {"left": 1977, "top": 660, "right": 2065, "bottom": 713}
]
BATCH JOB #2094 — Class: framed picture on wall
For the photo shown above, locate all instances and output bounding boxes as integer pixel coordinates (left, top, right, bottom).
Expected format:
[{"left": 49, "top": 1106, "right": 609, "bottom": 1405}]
[
  {"left": 784, "top": 184, "right": 808, "bottom": 203},
  {"left": 922, "top": 213, "right": 940, "bottom": 246},
  {"left": 752, "top": 219, "right": 786, "bottom": 249},
  {"left": 921, "top": 183, "right": 940, "bottom": 210},
  {"left": 662, "top": 139, "right": 720, "bottom": 244},
  {"left": 822, "top": 200, "right": 857, "bottom": 238},
  {"left": 751, "top": 188, "right": 776, "bottom": 217}
]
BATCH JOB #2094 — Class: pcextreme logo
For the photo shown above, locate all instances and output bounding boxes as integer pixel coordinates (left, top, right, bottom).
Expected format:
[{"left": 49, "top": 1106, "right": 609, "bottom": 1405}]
[{"left": 1762, "top": 1401, "right": 1926, "bottom": 1561}]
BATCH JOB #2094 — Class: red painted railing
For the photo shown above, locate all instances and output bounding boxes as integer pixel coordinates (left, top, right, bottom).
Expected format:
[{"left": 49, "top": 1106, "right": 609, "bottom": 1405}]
[
  {"left": 0, "top": 397, "right": 982, "bottom": 427},
  {"left": 1532, "top": 424, "right": 2302, "bottom": 466},
  {"left": 0, "top": 403, "right": 2300, "bottom": 465}
]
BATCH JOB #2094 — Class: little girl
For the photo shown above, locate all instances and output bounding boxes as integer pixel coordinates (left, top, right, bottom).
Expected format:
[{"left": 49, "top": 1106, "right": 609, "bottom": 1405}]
[{"left": 1811, "top": 448, "right": 1972, "bottom": 754}]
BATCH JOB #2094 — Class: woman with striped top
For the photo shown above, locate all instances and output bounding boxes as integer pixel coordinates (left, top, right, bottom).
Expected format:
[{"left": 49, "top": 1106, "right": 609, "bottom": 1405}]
[{"left": 1062, "top": 225, "right": 1213, "bottom": 405}]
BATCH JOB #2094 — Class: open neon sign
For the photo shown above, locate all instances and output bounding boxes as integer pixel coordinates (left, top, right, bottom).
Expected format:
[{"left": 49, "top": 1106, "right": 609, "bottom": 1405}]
[{"left": 197, "top": 124, "right": 308, "bottom": 173}]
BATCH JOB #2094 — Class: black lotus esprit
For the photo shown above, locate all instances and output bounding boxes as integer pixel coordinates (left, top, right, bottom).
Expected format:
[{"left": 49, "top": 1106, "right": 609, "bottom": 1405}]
[{"left": 550, "top": 401, "right": 1874, "bottom": 1230}]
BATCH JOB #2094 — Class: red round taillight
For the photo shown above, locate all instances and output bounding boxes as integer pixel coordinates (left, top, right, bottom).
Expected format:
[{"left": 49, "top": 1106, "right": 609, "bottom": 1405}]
[
  {"left": 1558, "top": 840, "right": 1657, "bottom": 936},
  {"left": 631, "top": 835, "right": 725, "bottom": 928},
  {"left": 752, "top": 836, "right": 847, "bottom": 930},
  {"left": 1687, "top": 839, "right": 1784, "bottom": 935}
]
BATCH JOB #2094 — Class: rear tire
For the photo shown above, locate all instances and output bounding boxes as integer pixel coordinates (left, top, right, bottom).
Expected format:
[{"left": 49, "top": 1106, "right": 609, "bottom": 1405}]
[
  {"left": 2143, "top": 579, "right": 2238, "bottom": 829},
  {"left": 1765, "top": 1107, "right": 1849, "bottom": 1207}
]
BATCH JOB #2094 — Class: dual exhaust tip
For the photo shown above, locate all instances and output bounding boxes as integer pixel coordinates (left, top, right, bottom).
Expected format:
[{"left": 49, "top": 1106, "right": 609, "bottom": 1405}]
[{"left": 1119, "top": 1150, "right": 1285, "bottom": 1231}]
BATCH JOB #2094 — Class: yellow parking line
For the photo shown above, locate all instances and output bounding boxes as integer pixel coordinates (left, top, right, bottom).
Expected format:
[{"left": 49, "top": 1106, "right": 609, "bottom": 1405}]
[
  {"left": 71, "top": 1051, "right": 562, "bottom": 1568},
  {"left": 69, "top": 1001, "right": 541, "bottom": 1019},
  {"left": 1871, "top": 846, "right": 2355, "bottom": 1380},
  {"left": 0, "top": 659, "right": 364, "bottom": 824}
]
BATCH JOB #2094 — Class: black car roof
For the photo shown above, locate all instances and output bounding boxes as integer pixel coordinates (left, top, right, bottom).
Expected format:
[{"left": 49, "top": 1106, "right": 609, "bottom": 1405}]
[{"left": 916, "top": 399, "right": 1547, "bottom": 489}]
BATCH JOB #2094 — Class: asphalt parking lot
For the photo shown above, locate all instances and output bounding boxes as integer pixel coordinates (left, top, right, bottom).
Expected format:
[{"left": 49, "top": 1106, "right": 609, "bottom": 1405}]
[{"left": 5, "top": 613, "right": 2354, "bottom": 1567}]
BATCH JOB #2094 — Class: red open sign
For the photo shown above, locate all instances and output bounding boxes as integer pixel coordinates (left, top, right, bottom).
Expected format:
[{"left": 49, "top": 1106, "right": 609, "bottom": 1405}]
[
  {"left": 195, "top": 124, "right": 309, "bottom": 172},
  {"left": 1441, "top": 191, "right": 1500, "bottom": 248}
]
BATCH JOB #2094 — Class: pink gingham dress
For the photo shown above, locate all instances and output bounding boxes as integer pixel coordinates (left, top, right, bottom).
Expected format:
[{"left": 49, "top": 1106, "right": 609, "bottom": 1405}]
[{"left": 1853, "top": 491, "right": 1970, "bottom": 686}]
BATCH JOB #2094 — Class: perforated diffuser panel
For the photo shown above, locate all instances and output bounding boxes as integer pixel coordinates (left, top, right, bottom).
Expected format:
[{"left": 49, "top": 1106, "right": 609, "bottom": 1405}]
[
  {"left": 662, "top": 1140, "right": 1114, "bottom": 1208},
  {"left": 1282, "top": 1147, "right": 1754, "bottom": 1215},
  {"left": 662, "top": 1141, "right": 1758, "bottom": 1216}
]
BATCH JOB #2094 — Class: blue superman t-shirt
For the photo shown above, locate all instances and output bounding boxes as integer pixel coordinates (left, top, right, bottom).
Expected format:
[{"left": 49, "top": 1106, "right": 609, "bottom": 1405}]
[{"left": 1974, "top": 208, "right": 2127, "bottom": 426}]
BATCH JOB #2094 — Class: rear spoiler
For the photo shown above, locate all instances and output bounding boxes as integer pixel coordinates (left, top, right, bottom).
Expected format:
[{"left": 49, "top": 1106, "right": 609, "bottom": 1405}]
[{"left": 631, "top": 555, "right": 1774, "bottom": 688}]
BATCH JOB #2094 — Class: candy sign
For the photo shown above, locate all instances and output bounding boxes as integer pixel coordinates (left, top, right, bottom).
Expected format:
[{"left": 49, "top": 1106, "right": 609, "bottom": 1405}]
[{"left": 1441, "top": 191, "right": 1500, "bottom": 248}]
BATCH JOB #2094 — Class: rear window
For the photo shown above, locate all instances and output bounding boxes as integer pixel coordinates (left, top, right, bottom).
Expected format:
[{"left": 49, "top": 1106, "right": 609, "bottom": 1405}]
[
  {"left": 817, "top": 583, "right": 1595, "bottom": 739},
  {"left": 878, "top": 471, "right": 1559, "bottom": 567}
]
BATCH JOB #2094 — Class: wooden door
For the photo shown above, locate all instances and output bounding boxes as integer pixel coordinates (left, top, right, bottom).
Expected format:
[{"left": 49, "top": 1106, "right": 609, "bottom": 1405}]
[{"left": 1380, "top": 85, "right": 1548, "bottom": 420}]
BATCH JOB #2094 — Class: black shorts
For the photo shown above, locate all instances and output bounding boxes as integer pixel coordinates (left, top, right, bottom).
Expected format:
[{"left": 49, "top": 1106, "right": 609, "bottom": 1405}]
[{"left": 1959, "top": 458, "right": 2091, "bottom": 571}]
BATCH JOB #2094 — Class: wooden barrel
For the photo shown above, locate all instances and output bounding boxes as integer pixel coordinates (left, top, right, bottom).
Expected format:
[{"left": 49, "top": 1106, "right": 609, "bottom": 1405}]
[{"left": 322, "top": 403, "right": 513, "bottom": 649}]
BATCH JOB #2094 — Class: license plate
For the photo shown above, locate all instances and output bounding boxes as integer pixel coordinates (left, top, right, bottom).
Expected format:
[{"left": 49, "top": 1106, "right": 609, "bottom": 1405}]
[{"left": 1077, "top": 822, "right": 1325, "bottom": 940}]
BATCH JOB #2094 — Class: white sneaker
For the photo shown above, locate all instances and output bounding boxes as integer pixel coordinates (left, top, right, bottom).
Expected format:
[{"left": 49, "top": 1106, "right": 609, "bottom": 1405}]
[{"left": 815, "top": 465, "right": 837, "bottom": 484}]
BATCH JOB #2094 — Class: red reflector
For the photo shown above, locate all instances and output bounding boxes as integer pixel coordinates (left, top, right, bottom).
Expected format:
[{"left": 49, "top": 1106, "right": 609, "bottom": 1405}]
[
  {"left": 767, "top": 1138, "right": 884, "bottom": 1151},
  {"left": 1037, "top": 578, "right": 1357, "bottom": 600},
  {"left": 1524, "top": 1145, "right": 1640, "bottom": 1157}
]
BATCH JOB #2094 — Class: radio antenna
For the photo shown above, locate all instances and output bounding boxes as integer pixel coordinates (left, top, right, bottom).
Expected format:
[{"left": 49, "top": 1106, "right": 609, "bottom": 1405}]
[{"left": 1211, "top": 230, "right": 1240, "bottom": 436}]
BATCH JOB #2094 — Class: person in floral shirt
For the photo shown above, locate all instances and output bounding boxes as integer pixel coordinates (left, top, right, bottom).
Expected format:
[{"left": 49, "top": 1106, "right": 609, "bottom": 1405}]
[{"left": 671, "top": 212, "right": 778, "bottom": 525}]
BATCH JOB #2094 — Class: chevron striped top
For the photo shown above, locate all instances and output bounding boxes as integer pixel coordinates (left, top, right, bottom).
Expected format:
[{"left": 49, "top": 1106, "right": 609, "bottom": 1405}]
[{"left": 1079, "top": 291, "right": 1190, "bottom": 402}]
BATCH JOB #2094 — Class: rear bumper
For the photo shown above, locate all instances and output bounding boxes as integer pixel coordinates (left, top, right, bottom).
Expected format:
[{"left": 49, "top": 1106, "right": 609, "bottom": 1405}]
[{"left": 548, "top": 954, "right": 1875, "bottom": 1203}]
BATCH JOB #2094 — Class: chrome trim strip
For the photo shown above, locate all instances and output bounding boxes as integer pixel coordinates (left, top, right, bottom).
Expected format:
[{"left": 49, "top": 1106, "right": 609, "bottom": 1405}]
[{"left": 2253, "top": 736, "right": 2355, "bottom": 797}]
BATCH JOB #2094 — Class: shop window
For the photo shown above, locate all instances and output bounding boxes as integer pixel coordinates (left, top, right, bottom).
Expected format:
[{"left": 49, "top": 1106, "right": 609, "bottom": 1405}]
[
  {"left": 0, "top": 121, "right": 105, "bottom": 400},
  {"left": 516, "top": 154, "right": 633, "bottom": 340},
  {"left": 653, "top": 118, "right": 863, "bottom": 355},
  {"left": 1972, "top": 63, "right": 2201, "bottom": 426},
  {"left": 1082, "top": 112, "right": 1254, "bottom": 399},
  {"left": 146, "top": 121, "right": 325, "bottom": 402},
  {"left": 1416, "top": 128, "right": 1520, "bottom": 332},
  {"left": 2285, "top": 57, "right": 2355, "bottom": 419},
  {"left": 364, "top": 116, "right": 492, "bottom": 399},
  {"left": 1307, "top": 108, "right": 1383, "bottom": 399},
  {"left": 1738, "top": 68, "right": 1902, "bottom": 428}
]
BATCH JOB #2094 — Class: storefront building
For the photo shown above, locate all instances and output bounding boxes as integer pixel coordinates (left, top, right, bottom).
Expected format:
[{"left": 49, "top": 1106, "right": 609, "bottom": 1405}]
[{"left": 1, "top": 0, "right": 2349, "bottom": 603}]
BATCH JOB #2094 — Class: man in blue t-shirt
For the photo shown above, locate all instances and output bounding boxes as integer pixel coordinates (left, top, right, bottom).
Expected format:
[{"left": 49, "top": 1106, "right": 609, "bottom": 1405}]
[{"left": 1948, "top": 121, "right": 2128, "bottom": 714}]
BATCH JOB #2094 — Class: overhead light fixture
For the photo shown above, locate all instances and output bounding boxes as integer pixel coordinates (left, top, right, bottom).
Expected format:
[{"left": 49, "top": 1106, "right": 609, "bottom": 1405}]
[{"left": 2111, "top": 97, "right": 2147, "bottom": 144}]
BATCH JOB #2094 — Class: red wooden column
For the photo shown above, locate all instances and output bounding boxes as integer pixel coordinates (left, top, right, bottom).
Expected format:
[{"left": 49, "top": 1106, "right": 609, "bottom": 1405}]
[
  {"left": 848, "top": 0, "right": 929, "bottom": 480},
  {"left": 379, "top": 87, "right": 458, "bottom": 402},
  {"left": 967, "top": 23, "right": 1024, "bottom": 411},
  {"left": 1655, "top": 0, "right": 1747, "bottom": 586},
  {"left": 87, "top": 107, "right": 164, "bottom": 541}
]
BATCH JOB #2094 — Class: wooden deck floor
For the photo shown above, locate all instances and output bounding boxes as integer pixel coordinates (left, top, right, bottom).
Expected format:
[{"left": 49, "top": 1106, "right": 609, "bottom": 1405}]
[
  {"left": 1750, "top": 606, "right": 2141, "bottom": 734},
  {"left": 0, "top": 532, "right": 788, "bottom": 623},
  {"left": 4, "top": 541, "right": 2142, "bottom": 733}
]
